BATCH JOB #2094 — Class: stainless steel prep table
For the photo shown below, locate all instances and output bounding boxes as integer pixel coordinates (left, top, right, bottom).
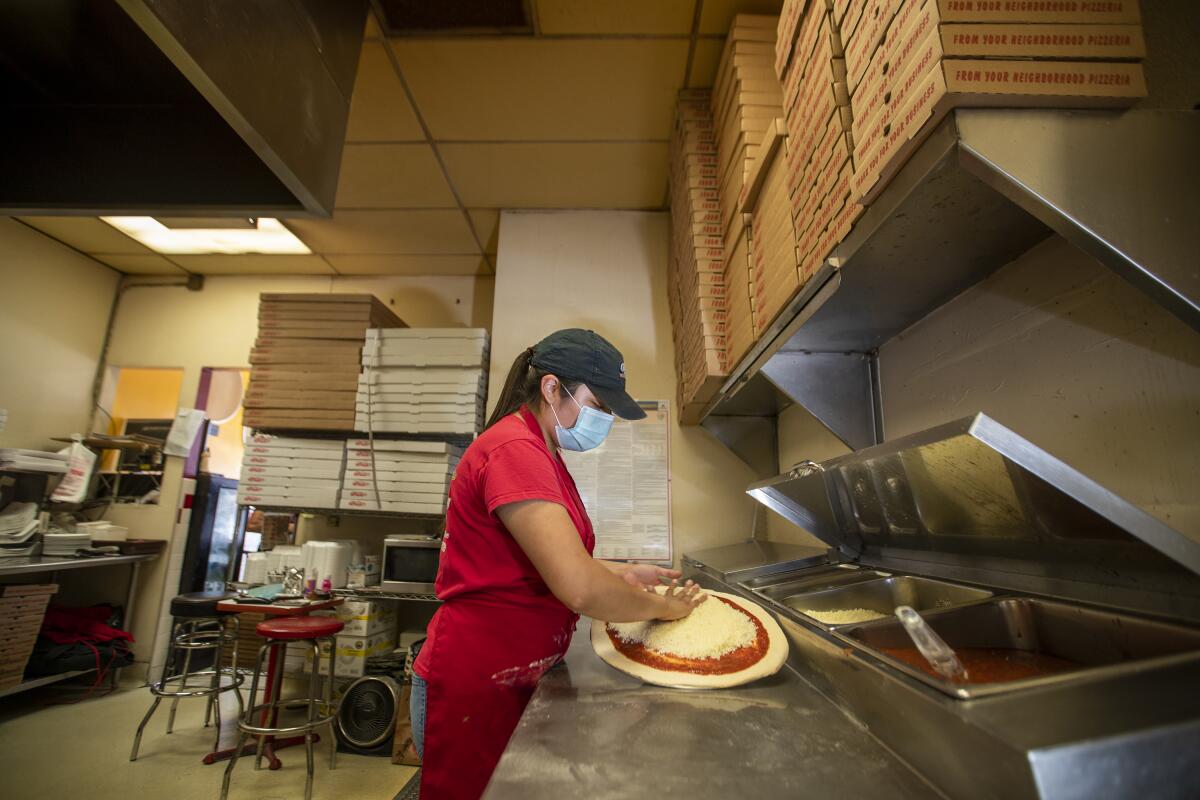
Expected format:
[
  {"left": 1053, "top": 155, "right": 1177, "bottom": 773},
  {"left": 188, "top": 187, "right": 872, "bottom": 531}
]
[{"left": 483, "top": 615, "right": 941, "bottom": 800}]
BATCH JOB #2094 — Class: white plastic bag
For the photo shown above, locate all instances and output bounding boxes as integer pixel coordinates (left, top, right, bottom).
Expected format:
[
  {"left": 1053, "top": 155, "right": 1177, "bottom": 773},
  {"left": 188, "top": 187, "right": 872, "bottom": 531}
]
[
  {"left": 50, "top": 436, "right": 97, "bottom": 503},
  {"left": 164, "top": 408, "right": 207, "bottom": 457}
]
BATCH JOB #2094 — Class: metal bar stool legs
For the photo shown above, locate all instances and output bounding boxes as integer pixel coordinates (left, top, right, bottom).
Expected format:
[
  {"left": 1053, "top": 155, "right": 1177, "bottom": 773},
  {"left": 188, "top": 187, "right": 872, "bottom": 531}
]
[
  {"left": 130, "top": 592, "right": 243, "bottom": 762},
  {"left": 220, "top": 616, "right": 343, "bottom": 800}
]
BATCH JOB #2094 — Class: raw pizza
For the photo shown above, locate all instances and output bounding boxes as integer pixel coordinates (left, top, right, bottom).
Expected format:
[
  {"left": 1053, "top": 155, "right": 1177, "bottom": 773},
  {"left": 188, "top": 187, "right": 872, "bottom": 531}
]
[{"left": 591, "top": 588, "right": 788, "bottom": 689}]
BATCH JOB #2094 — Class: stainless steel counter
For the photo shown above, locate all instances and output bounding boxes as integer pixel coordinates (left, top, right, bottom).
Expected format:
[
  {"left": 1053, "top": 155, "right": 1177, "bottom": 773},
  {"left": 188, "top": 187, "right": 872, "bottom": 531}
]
[{"left": 483, "top": 616, "right": 940, "bottom": 800}]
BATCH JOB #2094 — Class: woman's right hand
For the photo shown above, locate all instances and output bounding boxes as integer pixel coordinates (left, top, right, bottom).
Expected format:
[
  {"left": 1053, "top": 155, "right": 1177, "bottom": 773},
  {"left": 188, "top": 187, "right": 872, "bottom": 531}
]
[{"left": 656, "top": 579, "right": 707, "bottom": 620}]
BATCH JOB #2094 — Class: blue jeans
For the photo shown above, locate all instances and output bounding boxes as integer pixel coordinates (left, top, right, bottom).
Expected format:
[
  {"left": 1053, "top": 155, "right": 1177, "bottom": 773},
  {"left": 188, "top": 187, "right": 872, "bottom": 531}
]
[{"left": 409, "top": 672, "right": 427, "bottom": 759}]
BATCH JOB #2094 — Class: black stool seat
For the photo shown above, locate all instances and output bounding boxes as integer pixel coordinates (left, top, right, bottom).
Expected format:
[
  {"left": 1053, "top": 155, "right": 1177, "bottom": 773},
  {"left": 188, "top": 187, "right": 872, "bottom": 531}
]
[{"left": 171, "top": 591, "right": 236, "bottom": 618}]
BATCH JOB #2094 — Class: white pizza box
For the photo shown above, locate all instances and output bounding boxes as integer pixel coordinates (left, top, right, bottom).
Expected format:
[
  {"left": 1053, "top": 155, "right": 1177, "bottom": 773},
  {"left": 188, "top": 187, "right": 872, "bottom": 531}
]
[
  {"left": 366, "top": 328, "right": 488, "bottom": 341},
  {"left": 242, "top": 463, "right": 345, "bottom": 480},
  {"left": 344, "top": 452, "right": 460, "bottom": 468},
  {"left": 238, "top": 488, "right": 340, "bottom": 508},
  {"left": 345, "top": 439, "right": 463, "bottom": 454},
  {"left": 245, "top": 433, "right": 346, "bottom": 451},
  {"left": 361, "top": 354, "right": 486, "bottom": 368},
  {"left": 243, "top": 443, "right": 346, "bottom": 461},
  {"left": 344, "top": 459, "right": 457, "bottom": 475},
  {"left": 338, "top": 498, "right": 447, "bottom": 514},
  {"left": 359, "top": 367, "right": 485, "bottom": 385},
  {"left": 355, "top": 401, "right": 471, "bottom": 415},
  {"left": 352, "top": 421, "right": 478, "bottom": 435},
  {"left": 242, "top": 475, "right": 343, "bottom": 491},
  {"left": 355, "top": 409, "right": 480, "bottom": 423},
  {"left": 240, "top": 453, "right": 345, "bottom": 472},
  {"left": 342, "top": 488, "right": 446, "bottom": 504},
  {"left": 361, "top": 342, "right": 489, "bottom": 361},
  {"left": 356, "top": 385, "right": 484, "bottom": 399},
  {"left": 343, "top": 472, "right": 452, "bottom": 489}
]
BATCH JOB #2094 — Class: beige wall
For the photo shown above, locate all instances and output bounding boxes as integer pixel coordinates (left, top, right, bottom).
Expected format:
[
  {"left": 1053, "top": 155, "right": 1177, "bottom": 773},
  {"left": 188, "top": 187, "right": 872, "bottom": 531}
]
[
  {"left": 102, "top": 273, "right": 494, "bottom": 671},
  {"left": 491, "top": 210, "right": 759, "bottom": 565},
  {"left": 0, "top": 218, "right": 119, "bottom": 449},
  {"left": 770, "top": 235, "right": 1200, "bottom": 545}
]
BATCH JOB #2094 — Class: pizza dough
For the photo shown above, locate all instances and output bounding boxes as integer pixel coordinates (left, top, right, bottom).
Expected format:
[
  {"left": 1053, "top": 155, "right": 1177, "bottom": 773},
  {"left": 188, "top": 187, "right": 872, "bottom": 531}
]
[{"left": 591, "top": 589, "right": 789, "bottom": 689}]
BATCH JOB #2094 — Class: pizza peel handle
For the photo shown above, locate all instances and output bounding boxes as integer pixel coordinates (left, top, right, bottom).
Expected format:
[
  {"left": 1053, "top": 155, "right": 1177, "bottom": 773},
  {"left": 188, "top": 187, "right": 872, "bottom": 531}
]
[{"left": 590, "top": 591, "right": 789, "bottom": 690}]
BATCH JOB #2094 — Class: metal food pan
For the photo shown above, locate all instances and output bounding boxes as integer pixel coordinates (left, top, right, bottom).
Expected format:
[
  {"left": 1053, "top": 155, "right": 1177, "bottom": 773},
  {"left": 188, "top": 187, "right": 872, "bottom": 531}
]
[
  {"left": 844, "top": 597, "right": 1200, "bottom": 699},
  {"left": 740, "top": 564, "right": 866, "bottom": 590},
  {"left": 782, "top": 576, "right": 994, "bottom": 625},
  {"left": 750, "top": 567, "right": 887, "bottom": 599}
]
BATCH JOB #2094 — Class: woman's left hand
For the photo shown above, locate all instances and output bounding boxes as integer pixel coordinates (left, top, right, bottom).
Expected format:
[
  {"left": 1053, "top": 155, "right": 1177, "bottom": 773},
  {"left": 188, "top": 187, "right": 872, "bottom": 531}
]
[{"left": 622, "top": 564, "right": 682, "bottom": 591}]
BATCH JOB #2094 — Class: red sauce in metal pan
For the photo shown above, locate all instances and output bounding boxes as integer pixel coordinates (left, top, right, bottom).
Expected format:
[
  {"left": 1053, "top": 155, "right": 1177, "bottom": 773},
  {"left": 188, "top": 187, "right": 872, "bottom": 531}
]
[
  {"left": 881, "top": 646, "right": 1081, "bottom": 684},
  {"left": 606, "top": 597, "right": 770, "bottom": 675}
]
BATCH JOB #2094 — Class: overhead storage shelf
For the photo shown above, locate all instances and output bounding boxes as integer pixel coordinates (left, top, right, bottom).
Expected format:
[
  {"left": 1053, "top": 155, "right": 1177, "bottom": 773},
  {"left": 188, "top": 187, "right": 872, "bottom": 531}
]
[{"left": 697, "top": 109, "right": 1200, "bottom": 476}]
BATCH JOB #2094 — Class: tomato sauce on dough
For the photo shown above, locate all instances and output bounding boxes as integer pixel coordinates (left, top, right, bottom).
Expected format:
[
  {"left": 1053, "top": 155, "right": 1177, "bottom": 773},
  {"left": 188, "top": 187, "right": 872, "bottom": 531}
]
[{"left": 606, "top": 597, "right": 770, "bottom": 675}]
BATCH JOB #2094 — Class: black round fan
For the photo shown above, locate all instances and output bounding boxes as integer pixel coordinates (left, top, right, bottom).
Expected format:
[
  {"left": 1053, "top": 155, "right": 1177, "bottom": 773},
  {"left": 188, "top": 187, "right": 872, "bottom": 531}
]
[{"left": 336, "top": 675, "right": 401, "bottom": 756}]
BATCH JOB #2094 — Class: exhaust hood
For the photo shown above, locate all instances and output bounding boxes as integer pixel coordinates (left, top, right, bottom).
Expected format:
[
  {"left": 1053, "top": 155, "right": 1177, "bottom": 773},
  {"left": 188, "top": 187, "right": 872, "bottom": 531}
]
[{"left": 0, "top": 0, "right": 367, "bottom": 217}]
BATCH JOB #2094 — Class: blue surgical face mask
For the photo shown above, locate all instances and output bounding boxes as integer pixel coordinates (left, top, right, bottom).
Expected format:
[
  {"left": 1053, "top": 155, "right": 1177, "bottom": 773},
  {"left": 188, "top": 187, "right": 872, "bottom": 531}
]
[{"left": 550, "top": 388, "right": 614, "bottom": 452}]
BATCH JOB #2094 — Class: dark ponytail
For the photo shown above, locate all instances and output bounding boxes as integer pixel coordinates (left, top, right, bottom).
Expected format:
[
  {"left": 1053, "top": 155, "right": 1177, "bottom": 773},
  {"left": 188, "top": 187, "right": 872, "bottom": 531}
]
[{"left": 484, "top": 346, "right": 581, "bottom": 430}]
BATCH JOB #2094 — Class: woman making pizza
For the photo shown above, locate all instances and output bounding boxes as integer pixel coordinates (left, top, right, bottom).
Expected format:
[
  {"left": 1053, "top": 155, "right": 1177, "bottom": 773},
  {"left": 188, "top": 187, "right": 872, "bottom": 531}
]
[{"left": 411, "top": 328, "right": 705, "bottom": 800}]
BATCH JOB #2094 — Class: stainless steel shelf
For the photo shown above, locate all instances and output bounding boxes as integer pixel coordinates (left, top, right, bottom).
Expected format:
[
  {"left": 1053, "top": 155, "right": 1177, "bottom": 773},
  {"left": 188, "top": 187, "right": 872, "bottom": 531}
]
[
  {"left": 0, "top": 552, "right": 156, "bottom": 576},
  {"left": 242, "top": 504, "right": 444, "bottom": 522},
  {"left": 332, "top": 587, "right": 439, "bottom": 603},
  {"left": 0, "top": 668, "right": 97, "bottom": 699},
  {"left": 696, "top": 109, "right": 1200, "bottom": 475}
]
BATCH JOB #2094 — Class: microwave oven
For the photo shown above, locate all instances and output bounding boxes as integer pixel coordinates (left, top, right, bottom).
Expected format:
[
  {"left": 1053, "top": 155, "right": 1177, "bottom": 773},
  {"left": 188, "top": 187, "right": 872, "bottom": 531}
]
[{"left": 382, "top": 535, "right": 441, "bottom": 594}]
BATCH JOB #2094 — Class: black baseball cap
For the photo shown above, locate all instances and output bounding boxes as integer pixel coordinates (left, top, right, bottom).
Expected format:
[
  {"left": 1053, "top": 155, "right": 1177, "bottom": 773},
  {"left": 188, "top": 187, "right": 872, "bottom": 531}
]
[{"left": 530, "top": 329, "right": 646, "bottom": 420}]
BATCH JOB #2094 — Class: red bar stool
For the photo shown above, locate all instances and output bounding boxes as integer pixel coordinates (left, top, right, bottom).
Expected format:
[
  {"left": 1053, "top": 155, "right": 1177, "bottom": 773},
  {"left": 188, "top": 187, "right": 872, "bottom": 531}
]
[{"left": 220, "top": 615, "right": 344, "bottom": 800}]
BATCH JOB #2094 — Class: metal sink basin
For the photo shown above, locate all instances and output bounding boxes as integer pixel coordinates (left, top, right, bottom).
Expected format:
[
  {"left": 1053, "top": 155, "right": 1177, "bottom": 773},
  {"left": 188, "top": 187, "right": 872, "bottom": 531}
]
[
  {"left": 782, "top": 576, "right": 993, "bottom": 626},
  {"left": 844, "top": 597, "right": 1200, "bottom": 699}
]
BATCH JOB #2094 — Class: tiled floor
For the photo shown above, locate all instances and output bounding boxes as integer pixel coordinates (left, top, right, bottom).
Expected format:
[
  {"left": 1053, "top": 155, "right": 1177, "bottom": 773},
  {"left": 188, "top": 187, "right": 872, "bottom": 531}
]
[{"left": 0, "top": 676, "right": 414, "bottom": 800}]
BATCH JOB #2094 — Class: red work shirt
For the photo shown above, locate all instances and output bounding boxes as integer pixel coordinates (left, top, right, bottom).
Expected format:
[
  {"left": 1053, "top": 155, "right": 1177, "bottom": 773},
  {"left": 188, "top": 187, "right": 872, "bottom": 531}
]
[{"left": 413, "top": 405, "right": 595, "bottom": 800}]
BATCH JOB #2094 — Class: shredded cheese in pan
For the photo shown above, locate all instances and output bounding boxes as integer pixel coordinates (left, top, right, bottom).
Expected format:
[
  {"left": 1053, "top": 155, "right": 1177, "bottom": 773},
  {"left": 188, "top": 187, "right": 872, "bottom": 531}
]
[
  {"left": 609, "top": 597, "right": 756, "bottom": 659},
  {"left": 800, "top": 608, "right": 887, "bottom": 624}
]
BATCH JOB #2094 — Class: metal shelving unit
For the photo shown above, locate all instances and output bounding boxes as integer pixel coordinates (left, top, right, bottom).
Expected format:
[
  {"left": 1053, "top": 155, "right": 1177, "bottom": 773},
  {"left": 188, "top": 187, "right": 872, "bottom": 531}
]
[
  {"left": 696, "top": 109, "right": 1200, "bottom": 476},
  {"left": 333, "top": 587, "right": 439, "bottom": 603}
]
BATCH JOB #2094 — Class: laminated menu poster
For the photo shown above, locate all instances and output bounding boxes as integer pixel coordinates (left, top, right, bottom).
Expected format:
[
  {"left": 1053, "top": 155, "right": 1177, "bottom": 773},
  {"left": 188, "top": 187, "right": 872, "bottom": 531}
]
[{"left": 561, "top": 401, "right": 672, "bottom": 563}]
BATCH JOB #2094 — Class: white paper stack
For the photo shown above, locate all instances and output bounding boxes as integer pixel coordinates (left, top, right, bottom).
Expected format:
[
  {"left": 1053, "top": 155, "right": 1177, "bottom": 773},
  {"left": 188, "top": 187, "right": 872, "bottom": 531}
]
[
  {"left": 0, "top": 448, "right": 70, "bottom": 473},
  {"left": 42, "top": 532, "right": 91, "bottom": 556},
  {"left": 356, "top": 329, "right": 489, "bottom": 435},
  {"left": 339, "top": 439, "right": 462, "bottom": 514},
  {"left": 237, "top": 433, "right": 346, "bottom": 509},
  {"left": 0, "top": 502, "right": 40, "bottom": 556}
]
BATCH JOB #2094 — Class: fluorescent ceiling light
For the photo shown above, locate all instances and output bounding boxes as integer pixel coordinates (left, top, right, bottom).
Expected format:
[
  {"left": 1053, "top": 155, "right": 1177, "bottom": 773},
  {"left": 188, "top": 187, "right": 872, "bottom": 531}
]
[{"left": 99, "top": 216, "right": 311, "bottom": 254}]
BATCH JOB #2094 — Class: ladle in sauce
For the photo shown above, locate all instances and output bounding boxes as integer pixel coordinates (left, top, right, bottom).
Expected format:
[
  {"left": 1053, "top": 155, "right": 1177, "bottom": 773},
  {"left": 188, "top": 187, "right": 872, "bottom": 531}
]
[{"left": 894, "top": 605, "right": 968, "bottom": 682}]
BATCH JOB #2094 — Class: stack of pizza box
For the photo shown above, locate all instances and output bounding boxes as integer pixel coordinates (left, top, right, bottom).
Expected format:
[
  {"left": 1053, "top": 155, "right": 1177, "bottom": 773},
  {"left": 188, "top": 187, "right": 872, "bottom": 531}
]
[
  {"left": 775, "top": 0, "right": 862, "bottom": 304},
  {"left": 0, "top": 584, "right": 57, "bottom": 690},
  {"left": 339, "top": 439, "right": 463, "bottom": 514},
  {"left": 244, "top": 294, "right": 407, "bottom": 432},
  {"left": 712, "top": 14, "right": 783, "bottom": 371},
  {"left": 237, "top": 433, "right": 346, "bottom": 510},
  {"left": 843, "top": 0, "right": 1146, "bottom": 205},
  {"left": 357, "top": 329, "right": 489, "bottom": 435},
  {"left": 668, "top": 90, "right": 730, "bottom": 423}
]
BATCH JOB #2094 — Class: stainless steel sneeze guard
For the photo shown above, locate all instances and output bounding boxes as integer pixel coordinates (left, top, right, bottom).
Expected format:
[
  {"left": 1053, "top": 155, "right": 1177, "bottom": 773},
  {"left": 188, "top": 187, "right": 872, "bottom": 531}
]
[{"left": 747, "top": 413, "right": 1200, "bottom": 624}]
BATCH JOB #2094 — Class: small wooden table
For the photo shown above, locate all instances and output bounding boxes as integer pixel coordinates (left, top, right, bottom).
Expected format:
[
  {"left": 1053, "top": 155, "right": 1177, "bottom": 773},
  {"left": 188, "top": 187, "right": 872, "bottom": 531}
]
[{"left": 203, "top": 597, "right": 343, "bottom": 769}]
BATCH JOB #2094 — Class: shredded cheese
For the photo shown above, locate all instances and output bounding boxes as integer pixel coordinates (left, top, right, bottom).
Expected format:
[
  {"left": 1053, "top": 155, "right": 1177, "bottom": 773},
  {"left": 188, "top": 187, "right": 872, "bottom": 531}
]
[
  {"left": 800, "top": 608, "right": 887, "bottom": 624},
  {"left": 609, "top": 598, "right": 756, "bottom": 659}
]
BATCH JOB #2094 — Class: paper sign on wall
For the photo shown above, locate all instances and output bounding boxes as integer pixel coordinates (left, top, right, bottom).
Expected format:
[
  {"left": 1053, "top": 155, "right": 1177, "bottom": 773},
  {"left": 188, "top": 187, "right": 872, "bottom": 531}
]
[{"left": 561, "top": 400, "right": 671, "bottom": 563}]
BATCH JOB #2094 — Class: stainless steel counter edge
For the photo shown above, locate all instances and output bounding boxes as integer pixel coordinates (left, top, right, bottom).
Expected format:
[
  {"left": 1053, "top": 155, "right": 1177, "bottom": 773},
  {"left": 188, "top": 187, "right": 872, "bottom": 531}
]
[{"left": 483, "top": 604, "right": 942, "bottom": 799}]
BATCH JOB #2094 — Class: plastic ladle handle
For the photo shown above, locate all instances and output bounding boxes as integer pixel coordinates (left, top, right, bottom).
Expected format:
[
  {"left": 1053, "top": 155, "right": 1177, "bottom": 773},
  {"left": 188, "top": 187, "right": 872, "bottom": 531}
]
[{"left": 895, "top": 605, "right": 968, "bottom": 682}]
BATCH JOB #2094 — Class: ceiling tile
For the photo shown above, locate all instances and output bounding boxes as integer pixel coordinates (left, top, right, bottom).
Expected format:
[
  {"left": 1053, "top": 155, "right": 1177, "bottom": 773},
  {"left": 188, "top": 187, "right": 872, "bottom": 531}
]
[
  {"left": 323, "top": 254, "right": 490, "bottom": 276},
  {"left": 391, "top": 39, "right": 688, "bottom": 140},
  {"left": 536, "top": 0, "right": 696, "bottom": 34},
  {"left": 17, "top": 216, "right": 152, "bottom": 254},
  {"left": 89, "top": 253, "right": 186, "bottom": 274},
  {"left": 467, "top": 209, "right": 499, "bottom": 254},
  {"left": 345, "top": 42, "right": 424, "bottom": 142},
  {"left": 689, "top": 38, "right": 725, "bottom": 87},
  {"left": 169, "top": 255, "right": 336, "bottom": 275},
  {"left": 335, "top": 143, "right": 457, "bottom": 208},
  {"left": 285, "top": 210, "right": 479, "bottom": 254},
  {"left": 698, "top": 0, "right": 784, "bottom": 34},
  {"left": 441, "top": 143, "right": 668, "bottom": 208}
]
